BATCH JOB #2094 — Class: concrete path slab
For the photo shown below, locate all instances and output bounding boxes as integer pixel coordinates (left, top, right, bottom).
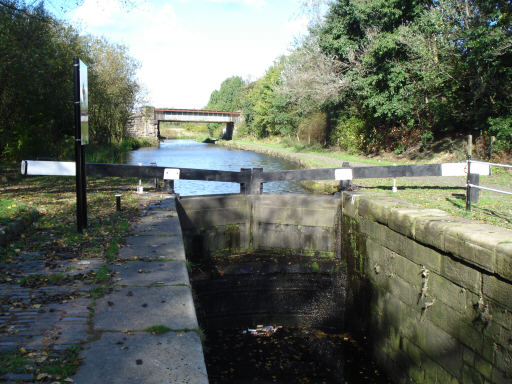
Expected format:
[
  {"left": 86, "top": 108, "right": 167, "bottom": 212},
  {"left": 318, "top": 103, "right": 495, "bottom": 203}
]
[
  {"left": 94, "top": 285, "right": 198, "bottom": 331},
  {"left": 119, "top": 235, "right": 186, "bottom": 261},
  {"left": 72, "top": 196, "right": 208, "bottom": 383},
  {"left": 113, "top": 260, "right": 189, "bottom": 286},
  {"left": 73, "top": 332, "right": 208, "bottom": 384},
  {"left": 134, "top": 215, "right": 182, "bottom": 235}
]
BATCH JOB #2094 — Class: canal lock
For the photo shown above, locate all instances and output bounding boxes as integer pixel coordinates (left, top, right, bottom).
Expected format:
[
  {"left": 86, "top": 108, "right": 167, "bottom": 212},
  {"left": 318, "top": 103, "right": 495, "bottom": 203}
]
[{"left": 177, "top": 194, "right": 391, "bottom": 383}]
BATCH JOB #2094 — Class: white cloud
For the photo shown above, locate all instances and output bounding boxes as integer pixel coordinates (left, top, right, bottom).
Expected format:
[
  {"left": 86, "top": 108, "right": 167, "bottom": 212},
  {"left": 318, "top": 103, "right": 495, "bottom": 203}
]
[
  {"left": 205, "top": 0, "right": 267, "bottom": 7},
  {"left": 69, "top": 0, "right": 308, "bottom": 109},
  {"left": 71, "top": 0, "right": 123, "bottom": 27}
]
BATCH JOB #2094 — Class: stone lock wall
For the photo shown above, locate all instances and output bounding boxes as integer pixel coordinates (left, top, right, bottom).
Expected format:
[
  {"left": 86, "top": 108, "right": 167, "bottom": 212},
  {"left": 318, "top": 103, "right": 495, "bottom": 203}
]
[
  {"left": 176, "top": 194, "right": 340, "bottom": 261},
  {"left": 340, "top": 192, "right": 512, "bottom": 384},
  {"left": 176, "top": 191, "right": 511, "bottom": 383}
]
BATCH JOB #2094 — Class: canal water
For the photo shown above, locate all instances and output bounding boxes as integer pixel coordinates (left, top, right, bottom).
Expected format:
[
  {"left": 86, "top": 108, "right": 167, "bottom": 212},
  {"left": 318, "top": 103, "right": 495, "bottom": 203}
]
[{"left": 125, "top": 139, "right": 308, "bottom": 195}]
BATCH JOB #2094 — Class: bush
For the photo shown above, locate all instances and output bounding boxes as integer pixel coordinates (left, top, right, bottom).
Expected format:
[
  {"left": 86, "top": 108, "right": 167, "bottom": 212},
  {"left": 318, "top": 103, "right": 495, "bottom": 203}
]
[
  {"left": 330, "top": 116, "right": 366, "bottom": 153},
  {"left": 298, "top": 113, "right": 328, "bottom": 146},
  {"left": 488, "top": 116, "right": 512, "bottom": 154}
]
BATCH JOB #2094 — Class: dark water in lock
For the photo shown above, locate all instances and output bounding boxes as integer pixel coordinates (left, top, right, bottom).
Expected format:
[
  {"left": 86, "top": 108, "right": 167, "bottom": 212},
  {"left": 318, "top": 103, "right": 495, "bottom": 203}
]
[{"left": 125, "top": 139, "right": 308, "bottom": 196}]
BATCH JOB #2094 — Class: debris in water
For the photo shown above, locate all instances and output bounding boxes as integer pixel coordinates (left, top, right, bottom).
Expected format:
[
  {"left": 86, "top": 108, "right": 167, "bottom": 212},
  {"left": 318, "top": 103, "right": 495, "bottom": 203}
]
[{"left": 243, "top": 325, "right": 282, "bottom": 337}]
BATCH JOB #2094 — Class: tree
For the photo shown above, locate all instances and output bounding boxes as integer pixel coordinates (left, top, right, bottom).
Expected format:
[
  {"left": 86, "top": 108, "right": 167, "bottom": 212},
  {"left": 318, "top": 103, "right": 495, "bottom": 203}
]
[
  {"left": 245, "top": 60, "right": 299, "bottom": 138},
  {"left": 279, "top": 33, "right": 349, "bottom": 117},
  {"left": 206, "top": 76, "right": 245, "bottom": 112},
  {"left": 87, "top": 37, "right": 141, "bottom": 144},
  {"left": 318, "top": 0, "right": 512, "bottom": 151},
  {"left": 0, "top": 1, "right": 143, "bottom": 160}
]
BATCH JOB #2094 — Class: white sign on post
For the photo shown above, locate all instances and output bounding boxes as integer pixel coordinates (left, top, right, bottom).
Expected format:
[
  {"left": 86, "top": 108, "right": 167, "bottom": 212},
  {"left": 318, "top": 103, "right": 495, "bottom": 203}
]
[
  {"left": 163, "top": 168, "right": 180, "bottom": 180},
  {"left": 334, "top": 168, "right": 353, "bottom": 181},
  {"left": 21, "top": 160, "right": 76, "bottom": 176}
]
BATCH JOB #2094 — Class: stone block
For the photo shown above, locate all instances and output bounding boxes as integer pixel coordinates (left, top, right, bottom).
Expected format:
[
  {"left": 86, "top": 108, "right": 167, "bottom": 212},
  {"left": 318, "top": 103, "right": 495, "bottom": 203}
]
[
  {"left": 367, "top": 238, "right": 424, "bottom": 290},
  {"left": 93, "top": 286, "right": 198, "bottom": 331},
  {"left": 424, "top": 298, "right": 483, "bottom": 354},
  {"left": 495, "top": 242, "right": 512, "bottom": 282},
  {"left": 401, "top": 336, "right": 423, "bottom": 367},
  {"left": 113, "top": 260, "right": 189, "bottom": 286},
  {"left": 362, "top": 220, "right": 407, "bottom": 256},
  {"left": 134, "top": 215, "right": 182, "bottom": 236},
  {"left": 407, "top": 364, "right": 425, "bottom": 383},
  {"left": 341, "top": 192, "right": 362, "bottom": 219},
  {"left": 463, "top": 346, "right": 475, "bottom": 365},
  {"left": 185, "top": 208, "right": 246, "bottom": 228},
  {"left": 474, "top": 354, "right": 493, "bottom": 380},
  {"left": 422, "top": 354, "right": 459, "bottom": 384},
  {"left": 72, "top": 332, "right": 208, "bottom": 384},
  {"left": 487, "top": 301, "right": 512, "bottom": 331},
  {"left": 462, "top": 364, "right": 484, "bottom": 384},
  {"left": 395, "top": 208, "right": 450, "bottom": 239},
  {"left": 441, "top": 255, "right": 482, "bottom": 294},
  {"left": 119, "top": 235, "right": 186, "bottom": 261},
  {"left": 494, "top": 340, "right": 512, "bottom": 376},
  {"left": 413, "top": 215, "right": 464, "bottom": 253},
  {"left": 357, "top": 195, "right": 402, "bottom": 226},
  {"left": 483, "top": 274, "right": 512, "bottom": 309},
  {"left": 428, "top": 272, "right": 472, "bottom": 314},
  {"left": 482, "top": 319, "right": 510, "bottom": 353},
  {"left": 254, "top": 194, "right": 339, "bottom": 210},
  {"left": 408, "top": 319, "right": 463, "bottom": 378},
  {"left": 492, "top": 366, "right": 512, "bottom": 384},
  {"left": 444, "top": 224, "right": 512, "bottom": 273},
  {"left": 402, "top": 238, "right": 442, "bottom": 274}
]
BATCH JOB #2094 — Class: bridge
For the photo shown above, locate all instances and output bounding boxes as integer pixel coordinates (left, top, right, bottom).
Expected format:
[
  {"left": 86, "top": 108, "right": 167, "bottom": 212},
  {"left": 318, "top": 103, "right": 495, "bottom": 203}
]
[{"left": 127, "top": 107, "right": 242, "bottom": 142}]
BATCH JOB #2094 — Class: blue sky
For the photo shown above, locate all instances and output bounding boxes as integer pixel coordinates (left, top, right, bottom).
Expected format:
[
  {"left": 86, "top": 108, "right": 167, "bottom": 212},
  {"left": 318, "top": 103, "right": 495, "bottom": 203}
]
[{"left": 48, "top": 0, "right": 311, "bottom": 109}]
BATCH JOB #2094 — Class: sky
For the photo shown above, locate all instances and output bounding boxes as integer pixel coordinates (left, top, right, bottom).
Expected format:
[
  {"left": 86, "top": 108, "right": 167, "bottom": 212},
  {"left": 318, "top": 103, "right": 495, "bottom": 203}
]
[{"left": 48, "top": 0, "right": 312, "bottom": 109}]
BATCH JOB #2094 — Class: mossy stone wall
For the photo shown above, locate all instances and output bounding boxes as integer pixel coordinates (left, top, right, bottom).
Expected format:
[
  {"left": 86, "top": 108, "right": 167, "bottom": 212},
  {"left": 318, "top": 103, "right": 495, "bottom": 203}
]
[
  {"left": 341, "top": 192, "right": 512, "bottom": 384},
  {"left": 176, "top": 194, "right": 340, "bottom": 261},
  {"left": 176, "top": 191, "right": 512, "bottom": 383}
]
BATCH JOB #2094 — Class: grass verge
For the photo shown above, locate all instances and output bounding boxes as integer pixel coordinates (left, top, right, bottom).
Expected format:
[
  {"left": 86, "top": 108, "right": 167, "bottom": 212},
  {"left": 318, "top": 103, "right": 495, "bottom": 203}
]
[{"left": 220, "top": 137, "right": 512, "bottom": 229}]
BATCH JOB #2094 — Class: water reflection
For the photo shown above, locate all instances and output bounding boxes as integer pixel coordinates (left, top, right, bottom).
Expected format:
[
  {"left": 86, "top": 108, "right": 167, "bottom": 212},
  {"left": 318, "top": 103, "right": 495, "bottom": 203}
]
[{"left": 125, "top": 139, "right": 308, "bottom": 196}]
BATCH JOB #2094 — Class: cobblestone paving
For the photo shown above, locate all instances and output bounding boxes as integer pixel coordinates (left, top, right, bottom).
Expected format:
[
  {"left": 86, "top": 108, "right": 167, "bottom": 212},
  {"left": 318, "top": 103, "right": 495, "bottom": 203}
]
[
  {"left": 0, "top": 251, "right": 100, "bottom": 382},
  {"left": 0, "top": 195, "right": 184, "bottom": 383}
]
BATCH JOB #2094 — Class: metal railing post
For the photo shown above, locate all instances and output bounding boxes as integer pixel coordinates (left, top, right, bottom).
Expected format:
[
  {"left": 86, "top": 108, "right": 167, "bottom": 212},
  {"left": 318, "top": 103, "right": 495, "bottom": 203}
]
[{"left": 466, "top": 155, "right": 472, "bottom": 211}]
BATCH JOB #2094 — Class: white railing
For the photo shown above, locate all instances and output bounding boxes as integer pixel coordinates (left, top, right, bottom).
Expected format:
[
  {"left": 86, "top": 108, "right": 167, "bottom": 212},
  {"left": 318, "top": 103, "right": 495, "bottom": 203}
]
[{"left": 466, "top": 160, "right": 512, "bottom": 210}]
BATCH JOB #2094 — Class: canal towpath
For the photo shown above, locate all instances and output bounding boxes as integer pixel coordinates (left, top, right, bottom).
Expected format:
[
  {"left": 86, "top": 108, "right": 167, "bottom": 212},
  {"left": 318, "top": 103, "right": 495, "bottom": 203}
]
[{"left": 71, "top": 196, "right": 209, "bottom": 384}]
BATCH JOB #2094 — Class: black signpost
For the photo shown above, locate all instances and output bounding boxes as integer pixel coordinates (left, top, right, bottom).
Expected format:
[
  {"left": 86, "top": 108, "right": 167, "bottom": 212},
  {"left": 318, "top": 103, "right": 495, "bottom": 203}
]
[{"left": 74, "top": 58, "right": 88, "bottom": 233}]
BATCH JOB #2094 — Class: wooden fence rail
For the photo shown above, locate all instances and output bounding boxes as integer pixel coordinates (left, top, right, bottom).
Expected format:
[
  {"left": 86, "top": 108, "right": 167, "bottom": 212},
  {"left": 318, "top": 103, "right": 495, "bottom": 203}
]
[{"left": 21, "top": 160, "right": 490, "bottom": 197}]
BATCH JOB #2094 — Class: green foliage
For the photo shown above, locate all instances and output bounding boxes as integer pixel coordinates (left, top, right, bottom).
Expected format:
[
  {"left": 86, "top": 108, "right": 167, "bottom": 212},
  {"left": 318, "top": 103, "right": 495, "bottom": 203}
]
[
  {"left": 206, "top": 76, "right": 245, "bottom": 112},
  {"left": 86, "top": 138, "right": 152, "bottom": 164},
  {"left": 298, "top": 112, "right": 328, "bottom": 145},
  {"left": 244, "top": 60, "right": 300, "bottom": 138},
  {"left": 330, "top": 116, "right": 367, "bottom": 153},
  {"left": 488, "top": 116, "right": 512, "bottom": 153},
  {"left": 87, "top": 37, "right": 141, "bottom": 145},
  {"left": 93, "top": 265, "right": 111, "bottom": 284},
  {"left": 0, "top": 1, "right": 142, "bottom": 161},
  {"left": 0, "top": 198, "right": 28, "bottom": 225},
  {"left": 317, "top": 0, "right": 512, "bottom": 152}
]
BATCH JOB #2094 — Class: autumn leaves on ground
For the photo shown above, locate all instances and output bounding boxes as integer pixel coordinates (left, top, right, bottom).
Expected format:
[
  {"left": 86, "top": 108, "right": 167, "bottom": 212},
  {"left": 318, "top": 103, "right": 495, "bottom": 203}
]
[{"left": 0, "top": 175, "right": 145, "bottom": 382}]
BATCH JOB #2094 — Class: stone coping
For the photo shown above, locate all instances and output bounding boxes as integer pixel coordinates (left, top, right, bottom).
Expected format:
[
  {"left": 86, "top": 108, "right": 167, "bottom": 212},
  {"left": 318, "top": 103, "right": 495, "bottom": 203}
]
[
  {"left": 0, "top": 209, "right": 39, "bottom": 247},
  {"left": 341, "top": 192, "right": 512, "bottom": 282}
]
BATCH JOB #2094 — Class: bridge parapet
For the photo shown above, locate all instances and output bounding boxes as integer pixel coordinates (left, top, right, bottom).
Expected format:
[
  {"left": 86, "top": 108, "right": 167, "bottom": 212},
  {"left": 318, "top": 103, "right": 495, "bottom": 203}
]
[{"left": 155, "top": 108, "right": 241, "bottom": 124}]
